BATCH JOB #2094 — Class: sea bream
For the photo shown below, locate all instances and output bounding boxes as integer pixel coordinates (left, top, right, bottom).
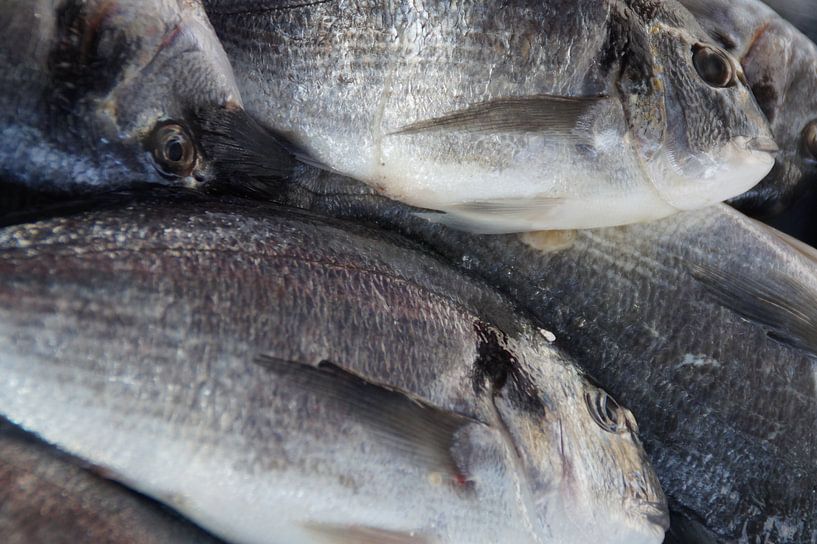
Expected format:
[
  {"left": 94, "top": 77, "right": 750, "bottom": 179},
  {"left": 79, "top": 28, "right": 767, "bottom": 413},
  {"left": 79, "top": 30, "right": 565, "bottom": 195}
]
[
  {"left": 0, "top": 0, "right": 294, "bottom": 195},
  {"left": 682, "top": 0, "right": 817, "bottom": 216},
  {"left": 203, "top": 0, "right": 776, "bottom": 232},
  {"left": 0, "top": 194, "right": 668, "bottom": 544},
  {"left": 0, "top": 418, "right": 225, "bottom": 544},
  {"left": 250, "top": 169, "right": 817, "bottom": 543},
  {"left": 762, "top": 0, "right": 817, "bottom": 43}
]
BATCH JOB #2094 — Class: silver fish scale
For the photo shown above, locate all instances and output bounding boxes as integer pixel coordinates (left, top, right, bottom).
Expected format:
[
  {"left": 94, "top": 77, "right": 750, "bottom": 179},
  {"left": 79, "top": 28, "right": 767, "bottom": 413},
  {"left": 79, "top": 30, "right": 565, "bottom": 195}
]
[
  {"left": 500, "top": 210, "right": 817, "bottom": 540},
  {"left": 0, "top": 197, "right": 668, "bottom": 544},
  {"left": 264, "top": 167, "right": 817, "bottom": 542},
  {"left": 210, "top": 0, "right": 610, "bottom": 173}
]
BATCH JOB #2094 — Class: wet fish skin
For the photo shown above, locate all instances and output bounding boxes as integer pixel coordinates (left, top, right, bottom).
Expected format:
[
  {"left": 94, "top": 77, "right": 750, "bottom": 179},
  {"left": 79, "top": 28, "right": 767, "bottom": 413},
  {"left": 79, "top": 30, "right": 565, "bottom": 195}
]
[
  {"left": 0, "top": 418, "right": 224, "bottom": 544},
  {"left": 0, "top": 194, "right": 668, "bottom": 544},
  {"left": 762, "top": 0, "right": 817, "bottom": 43},
  {"left": 682, "top": 0, "right": 817, "bottom": 216},
  {"left": 0, "top": 0, "right": 293, "bottom": 193},
  {"left": 203, "top": 0, "right": 776, "bottom": 232},
  {"left": 257, "top": 171, "right": 817, "bottom": 543}
]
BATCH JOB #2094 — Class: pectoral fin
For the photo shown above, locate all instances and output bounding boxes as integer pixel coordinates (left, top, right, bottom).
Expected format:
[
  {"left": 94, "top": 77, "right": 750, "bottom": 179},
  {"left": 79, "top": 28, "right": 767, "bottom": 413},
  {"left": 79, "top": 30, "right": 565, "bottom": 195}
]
[
  {"left": 254, "top": 355, "right": 480, "bottom": 482},
  {"left": 391, "top": 95, "right": 606, "bottom": 140},
  {"left": 415, "top": 197, "right": 566, "bottom": 234}
]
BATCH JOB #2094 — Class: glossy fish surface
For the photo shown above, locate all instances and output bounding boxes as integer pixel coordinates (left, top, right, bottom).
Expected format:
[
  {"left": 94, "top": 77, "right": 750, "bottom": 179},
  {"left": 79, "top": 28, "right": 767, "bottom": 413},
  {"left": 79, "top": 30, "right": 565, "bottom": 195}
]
[
  {"left": 0, "top": 0, "right": 293, "bottom": 194},
  {"left": 204, "top": 0, "right": 775, "bottom": 232},
  {"left": 682, "top": 0, "right": 817, "bottom": 216},
  {"left": 268, "top": 171, "right": 817, "bottom": 543},
  {"left": 0, "top": 194, "right": 667, "bottom": 544},
  {"left": 763, "top": 0, "right": 817, "bottom": 42}
]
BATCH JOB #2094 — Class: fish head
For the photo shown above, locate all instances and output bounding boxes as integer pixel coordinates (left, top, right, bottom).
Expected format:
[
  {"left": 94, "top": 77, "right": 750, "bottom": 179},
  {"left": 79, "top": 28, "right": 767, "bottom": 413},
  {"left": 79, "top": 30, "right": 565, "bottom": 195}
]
[
  {"left": 0, "top": 0, "right": 254, "bottom": 192},
  {"left": 719, "top": 18, "right": 817, "bottom": 216},
  {"left": 680, "top": 0, "right": 817, "bottom": 216},
  {"left": 491, "top": 347, "right": 668, "bottom": 544},
  {"left": 616, "top": 2, "right": 777, "bottom": 212}
]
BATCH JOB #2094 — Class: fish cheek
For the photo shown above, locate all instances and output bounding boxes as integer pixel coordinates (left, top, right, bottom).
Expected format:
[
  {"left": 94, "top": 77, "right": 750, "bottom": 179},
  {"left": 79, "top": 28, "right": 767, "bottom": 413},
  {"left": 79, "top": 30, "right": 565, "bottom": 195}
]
[
  {"left": 659, "top": 38, "right": 739, "bottom": 161},
  {"left": 615, "top": 54, "right": 666, "bottom": 163}
]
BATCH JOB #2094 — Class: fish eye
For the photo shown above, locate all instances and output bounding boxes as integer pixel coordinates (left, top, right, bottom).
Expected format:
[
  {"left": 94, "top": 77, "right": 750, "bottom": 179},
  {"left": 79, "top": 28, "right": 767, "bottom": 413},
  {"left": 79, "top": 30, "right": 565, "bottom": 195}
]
[
  {"left": 692, "top": 45, "right": 736, "bottom": 88},
  {"left": 585, "top": 388, "right": 625, "bottom": 433},
  {"left": 148, "top": 121, "right": 197, "bottom": 178},
  {"left": 803, "top": 121, "right": 817, "bottom": 160}
]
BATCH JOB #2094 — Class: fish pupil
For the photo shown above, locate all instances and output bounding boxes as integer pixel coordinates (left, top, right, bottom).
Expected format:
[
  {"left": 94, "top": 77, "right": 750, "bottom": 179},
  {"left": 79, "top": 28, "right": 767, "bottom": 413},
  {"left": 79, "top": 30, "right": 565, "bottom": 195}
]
[
  {"left": 692, "top": 45, "right": 735, "bottom": 88},
  {"left": 166, "top": 139, "right": 184, "bottom": 163}
]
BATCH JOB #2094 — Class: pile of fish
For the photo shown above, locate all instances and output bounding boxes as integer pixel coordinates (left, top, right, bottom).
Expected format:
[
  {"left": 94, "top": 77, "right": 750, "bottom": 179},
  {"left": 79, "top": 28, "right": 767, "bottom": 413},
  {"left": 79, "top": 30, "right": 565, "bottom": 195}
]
[{"left": 0, "top": 1, "right": 815, "bottom": 543}]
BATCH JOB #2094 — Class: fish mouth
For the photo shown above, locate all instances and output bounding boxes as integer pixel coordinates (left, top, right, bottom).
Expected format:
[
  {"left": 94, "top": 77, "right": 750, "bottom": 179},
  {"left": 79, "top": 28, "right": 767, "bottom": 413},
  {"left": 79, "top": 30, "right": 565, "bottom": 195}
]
[
  {"left": 747, "top": 136, "right": 780, "bottom": 153},
  {"left": 648, "top": 137, "right": 776, "bottom": 211},
  {"left": 638, "top": 500, "right": 671, "bottom": 532}
]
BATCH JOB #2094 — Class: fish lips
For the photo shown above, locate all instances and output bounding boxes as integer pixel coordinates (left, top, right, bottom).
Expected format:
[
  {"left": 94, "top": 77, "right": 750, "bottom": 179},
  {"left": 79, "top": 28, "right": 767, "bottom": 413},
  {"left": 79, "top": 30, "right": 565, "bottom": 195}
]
[
  {"left": 633, "top": 499, "right": 671, "bottom": 533},
  {"left": 623, "top": 462, "right": 670, "bottom": 533}
]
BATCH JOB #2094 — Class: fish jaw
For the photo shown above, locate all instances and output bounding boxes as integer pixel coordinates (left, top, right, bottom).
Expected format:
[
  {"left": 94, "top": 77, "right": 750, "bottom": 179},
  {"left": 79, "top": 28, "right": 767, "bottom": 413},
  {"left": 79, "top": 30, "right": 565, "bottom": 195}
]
[
  {"left": 488, "top": 339, "right": 669, "bottom": 544},
  {"left": 645, "top": 137, "right": 776, "bottom": 211},
  {"left": 679, "top": 0, "right": 817, "bottom": 215},
  {"left": 738, "top": 17, "right": 817, "bottom": 214}
]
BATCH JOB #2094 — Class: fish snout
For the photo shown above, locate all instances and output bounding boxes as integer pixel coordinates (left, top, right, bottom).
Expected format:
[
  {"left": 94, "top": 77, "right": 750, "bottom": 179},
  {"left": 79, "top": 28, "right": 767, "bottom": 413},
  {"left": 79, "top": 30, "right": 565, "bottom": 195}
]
[
  {"left": 641, "top": 501, "right": 671, "bottom": 532},
  {"left": 624, "top": 470, "right": 669, "bottom": 531},
  {"left": 747, "top": 135, "right": 780, "bottom": 153}
]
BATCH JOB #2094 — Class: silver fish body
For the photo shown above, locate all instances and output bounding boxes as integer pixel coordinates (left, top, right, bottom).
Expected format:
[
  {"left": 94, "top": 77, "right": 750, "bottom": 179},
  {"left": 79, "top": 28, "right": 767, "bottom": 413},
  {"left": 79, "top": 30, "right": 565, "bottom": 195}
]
[
  {"left": 681, "top": 0, "right": 817, "bottom": 216},
  {"left": 0, "top": 195, "right": 668, "bottom": 544},
  {"left": 266, "top": 171, "right": 817, "bottom": 543},
  {"left": 204, "top": 0, "right": 776, "bottom": 232},
  {"left": 0, "top": 419, "right": 224, "bottom": 544},
  {"left": 0, "top": 0, "right": 293, "bottom": 194}
]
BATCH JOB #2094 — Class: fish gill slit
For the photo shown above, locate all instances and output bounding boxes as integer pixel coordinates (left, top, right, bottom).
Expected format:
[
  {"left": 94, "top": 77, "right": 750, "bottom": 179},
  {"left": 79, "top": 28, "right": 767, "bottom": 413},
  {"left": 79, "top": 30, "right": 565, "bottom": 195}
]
[{"left": 485, "top": 390, "right": 547, "bottom": 544}]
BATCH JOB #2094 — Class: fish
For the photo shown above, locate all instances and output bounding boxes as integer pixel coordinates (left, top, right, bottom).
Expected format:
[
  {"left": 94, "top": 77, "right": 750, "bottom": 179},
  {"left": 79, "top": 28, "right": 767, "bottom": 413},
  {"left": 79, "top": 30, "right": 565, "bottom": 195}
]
[
  {"left": 681, "top": 0, "right": 817, "bottom": 216},
  {"left": 0, "top": 418, "right": 224, "bottom": 544},
  {"left": 250, "top": 170, "right": 817, "bottom": 543},
  {"left": 762, "top": 0, "right": 817, "bottom": 43},
  {"left": 0, "top": 192, "right": 669, "bottom": 544},
  {"left": 202, "top": 0, "right": 777, "bottom": 232},
  {"left": 0, "top": 0, "right": 295, "bottom": 196}
]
